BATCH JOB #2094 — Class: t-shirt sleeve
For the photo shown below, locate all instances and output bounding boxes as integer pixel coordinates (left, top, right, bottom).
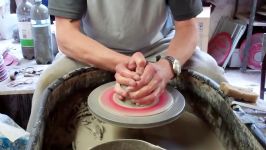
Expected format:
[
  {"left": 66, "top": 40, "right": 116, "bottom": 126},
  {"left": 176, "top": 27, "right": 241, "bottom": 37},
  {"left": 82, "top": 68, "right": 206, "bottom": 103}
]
[
  {"left": 48, "top": 0, "right": 87, "bottom": 20},
  {"left": 168, "top": 0, "right": 203, "bottom": 21}
]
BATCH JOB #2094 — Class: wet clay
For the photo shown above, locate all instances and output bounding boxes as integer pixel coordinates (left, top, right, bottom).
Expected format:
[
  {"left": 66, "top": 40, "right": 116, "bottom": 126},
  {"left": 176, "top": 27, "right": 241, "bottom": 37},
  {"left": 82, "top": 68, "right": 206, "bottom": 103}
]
[{"left": 74, "top": 111, "right": 225, "bottom": 150}]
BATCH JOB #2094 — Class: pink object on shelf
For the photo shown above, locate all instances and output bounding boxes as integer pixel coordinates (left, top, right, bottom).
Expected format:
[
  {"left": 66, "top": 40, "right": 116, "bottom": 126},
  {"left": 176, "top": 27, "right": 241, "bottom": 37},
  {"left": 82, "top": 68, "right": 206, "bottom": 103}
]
[
  {"left": 2, "top": 50, "right": 19, "bottom": 66},
  {"left": 239, "top": 33, "right": 264, "bottom": 70},
  {"left": 208, "top": 32, "right": 232, "bottom": 66},
  {"left": 0, "top": 56, "right": 7, "bottom": 82},
  {"left": 3, "top": 53, "right": 14, "bottom": 66}
]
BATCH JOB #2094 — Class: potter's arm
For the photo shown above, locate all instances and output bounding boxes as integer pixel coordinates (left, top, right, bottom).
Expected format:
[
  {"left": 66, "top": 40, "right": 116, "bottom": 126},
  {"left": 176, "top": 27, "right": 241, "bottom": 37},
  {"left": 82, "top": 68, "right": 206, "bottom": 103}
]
[{"left": 55, "top": 17, "right": 130, "bottom": 72}]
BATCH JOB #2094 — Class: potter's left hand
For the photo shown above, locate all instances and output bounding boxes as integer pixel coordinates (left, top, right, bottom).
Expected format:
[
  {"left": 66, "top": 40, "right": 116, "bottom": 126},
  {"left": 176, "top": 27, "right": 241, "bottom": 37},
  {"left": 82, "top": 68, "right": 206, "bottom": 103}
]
[
  {"left": 128, "top": 58, "right": 175, "bottom": 105},
  {"left": 114, "top": 52, "right": 146, "bottom": 99}
]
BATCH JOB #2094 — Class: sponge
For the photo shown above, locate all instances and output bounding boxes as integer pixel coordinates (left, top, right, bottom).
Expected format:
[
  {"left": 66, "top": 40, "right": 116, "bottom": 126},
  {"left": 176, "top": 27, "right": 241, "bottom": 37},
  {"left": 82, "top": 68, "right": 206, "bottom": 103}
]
[{"left": 220, "top": 82, "right": 258, "bottom": 103}]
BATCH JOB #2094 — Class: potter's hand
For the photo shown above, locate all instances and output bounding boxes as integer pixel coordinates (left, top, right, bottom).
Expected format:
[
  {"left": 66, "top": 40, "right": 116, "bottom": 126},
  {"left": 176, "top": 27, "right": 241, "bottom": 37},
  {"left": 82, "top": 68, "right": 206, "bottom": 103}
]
[
  {"left": 128, "top": 59, "right": 174, "bottom": 105},
  {"left": 114, "top": 52, "right": 146, "bottom": 99}
]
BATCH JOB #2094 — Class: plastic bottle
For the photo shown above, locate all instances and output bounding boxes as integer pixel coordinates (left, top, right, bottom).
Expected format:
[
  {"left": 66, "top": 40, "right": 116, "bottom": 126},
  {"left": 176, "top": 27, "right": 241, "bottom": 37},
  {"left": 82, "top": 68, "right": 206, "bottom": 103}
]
[
  {"left": 16, "top": 0, "right": 34, "bottom": 60},
  {"left": 30, "top": 0, "right": 53, "bottom": 64}
]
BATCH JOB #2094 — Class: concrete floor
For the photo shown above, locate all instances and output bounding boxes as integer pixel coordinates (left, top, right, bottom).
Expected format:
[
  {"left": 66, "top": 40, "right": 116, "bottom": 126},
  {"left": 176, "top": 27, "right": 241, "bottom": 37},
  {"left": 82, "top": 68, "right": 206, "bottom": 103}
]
[{"left": 224, "top": 68, "right": 261, "bottom": 96}]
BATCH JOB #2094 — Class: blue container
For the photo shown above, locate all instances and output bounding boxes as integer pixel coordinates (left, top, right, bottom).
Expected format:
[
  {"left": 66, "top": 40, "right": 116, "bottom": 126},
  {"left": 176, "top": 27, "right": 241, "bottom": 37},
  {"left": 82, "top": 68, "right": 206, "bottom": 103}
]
[
  {"left": 0, "top": 136, "right": 28, "bottom": 150},
  {"left": 42, "top": 0, "right": 48, "bottom": 6}
]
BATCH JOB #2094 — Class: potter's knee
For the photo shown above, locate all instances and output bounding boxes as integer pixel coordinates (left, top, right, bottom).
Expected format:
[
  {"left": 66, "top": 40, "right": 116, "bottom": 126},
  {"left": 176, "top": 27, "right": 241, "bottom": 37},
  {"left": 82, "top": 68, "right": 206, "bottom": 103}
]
[
  {"left": 186, "top": 49, "right": 227, "bottom": 84},
  {"left": 37, "top": 72, "right": 57, "bottom": 89}
]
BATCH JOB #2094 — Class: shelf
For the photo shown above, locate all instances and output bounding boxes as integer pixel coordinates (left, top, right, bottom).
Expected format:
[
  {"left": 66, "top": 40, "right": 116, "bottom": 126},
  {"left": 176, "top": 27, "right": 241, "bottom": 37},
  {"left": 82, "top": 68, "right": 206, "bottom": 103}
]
[{"left": 236, "top": 13, "right": 266, "bottom": 27}]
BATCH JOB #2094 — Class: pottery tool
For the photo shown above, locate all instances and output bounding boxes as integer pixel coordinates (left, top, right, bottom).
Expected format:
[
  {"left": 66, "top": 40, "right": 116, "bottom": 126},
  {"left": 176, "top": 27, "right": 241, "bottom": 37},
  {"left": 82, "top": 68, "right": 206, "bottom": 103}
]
[
  {"left": 9, "top": 67, "right": 43, "bottom": 81},
  {"left": 88, "top": 81, "right": 185, "bottom": 128},
  {"left": 10, "top": 71, "right": 19, "bottom": 81}
]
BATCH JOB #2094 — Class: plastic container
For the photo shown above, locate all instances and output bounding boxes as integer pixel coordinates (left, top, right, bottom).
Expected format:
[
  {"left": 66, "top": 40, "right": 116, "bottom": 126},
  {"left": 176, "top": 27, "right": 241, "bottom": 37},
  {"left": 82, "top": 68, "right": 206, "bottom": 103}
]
[
  {"left": 16, "top": 0, "right": 34, "bottom": 60},
  {"left": 30, "top": 0, "right": 53, "bottom": 64}
]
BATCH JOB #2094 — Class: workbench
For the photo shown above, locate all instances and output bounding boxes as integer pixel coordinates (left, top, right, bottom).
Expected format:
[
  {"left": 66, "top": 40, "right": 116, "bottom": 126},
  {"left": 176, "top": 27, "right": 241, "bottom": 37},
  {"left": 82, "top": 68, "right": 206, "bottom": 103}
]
[{"left": 0, "top": 39, "right": 49, "bottom": 129}]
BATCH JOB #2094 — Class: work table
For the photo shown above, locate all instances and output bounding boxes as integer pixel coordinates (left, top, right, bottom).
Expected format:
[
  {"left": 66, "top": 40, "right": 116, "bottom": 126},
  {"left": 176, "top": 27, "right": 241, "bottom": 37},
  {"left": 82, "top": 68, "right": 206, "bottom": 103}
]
[
  {"left": 0, "top": 39, "right": 49, "bottom": 95},
  {"left": 0, "top": 39, "right": 49, "bottom": 129}
]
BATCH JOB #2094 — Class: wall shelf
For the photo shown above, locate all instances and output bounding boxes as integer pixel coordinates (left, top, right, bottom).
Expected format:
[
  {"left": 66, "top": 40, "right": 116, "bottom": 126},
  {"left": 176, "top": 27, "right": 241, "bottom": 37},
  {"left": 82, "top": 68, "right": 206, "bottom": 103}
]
[{"left": 236, "top": 13, "right": 266, "bottom": 27}]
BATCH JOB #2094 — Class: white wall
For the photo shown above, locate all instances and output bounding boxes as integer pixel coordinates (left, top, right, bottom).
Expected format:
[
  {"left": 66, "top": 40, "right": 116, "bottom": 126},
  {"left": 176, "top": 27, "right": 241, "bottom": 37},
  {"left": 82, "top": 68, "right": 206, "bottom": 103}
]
[{"left": 208, "top": 0, "right": 235, "bottom": 37}]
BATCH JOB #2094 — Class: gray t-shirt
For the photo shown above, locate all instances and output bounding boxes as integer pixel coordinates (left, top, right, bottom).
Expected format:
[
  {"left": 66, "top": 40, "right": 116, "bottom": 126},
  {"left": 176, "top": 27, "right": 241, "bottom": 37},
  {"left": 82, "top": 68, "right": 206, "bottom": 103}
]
[{"left": 49, "top": 0, "right": 202, "bottom": 55}]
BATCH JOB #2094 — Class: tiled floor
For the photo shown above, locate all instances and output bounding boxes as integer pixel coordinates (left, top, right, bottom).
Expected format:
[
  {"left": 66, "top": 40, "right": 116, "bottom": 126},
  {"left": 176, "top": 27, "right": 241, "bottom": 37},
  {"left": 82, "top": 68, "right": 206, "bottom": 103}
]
[{"left": 224, "top": 68, "right": 261, "bottom": 96}]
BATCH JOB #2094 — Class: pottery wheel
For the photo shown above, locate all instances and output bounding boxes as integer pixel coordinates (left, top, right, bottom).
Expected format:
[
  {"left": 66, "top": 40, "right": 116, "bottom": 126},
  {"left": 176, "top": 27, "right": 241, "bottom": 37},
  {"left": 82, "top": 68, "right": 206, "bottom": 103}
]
[{"left": 88, "top": 81, "right": 185, "bottom": 128}]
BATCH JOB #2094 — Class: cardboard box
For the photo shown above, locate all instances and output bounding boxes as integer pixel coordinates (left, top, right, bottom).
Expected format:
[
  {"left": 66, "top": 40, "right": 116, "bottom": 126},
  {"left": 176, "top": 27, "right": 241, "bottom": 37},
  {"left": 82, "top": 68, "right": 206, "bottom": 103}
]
[
  {"left": 197, "top": 36, "right": 209, "bottom": 53},
  {"left": 196, "top": 7, "right": 211, "bottom": 52}
]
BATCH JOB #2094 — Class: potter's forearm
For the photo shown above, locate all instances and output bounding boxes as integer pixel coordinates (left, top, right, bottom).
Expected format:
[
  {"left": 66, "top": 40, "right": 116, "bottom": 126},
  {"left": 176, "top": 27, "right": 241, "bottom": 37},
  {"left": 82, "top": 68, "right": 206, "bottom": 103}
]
[
  {"left": 55, "top": 17, "right": 129, "bottom": 72},
  {"left": 166, "top": 18, "right": 198, "bottom": 65}
]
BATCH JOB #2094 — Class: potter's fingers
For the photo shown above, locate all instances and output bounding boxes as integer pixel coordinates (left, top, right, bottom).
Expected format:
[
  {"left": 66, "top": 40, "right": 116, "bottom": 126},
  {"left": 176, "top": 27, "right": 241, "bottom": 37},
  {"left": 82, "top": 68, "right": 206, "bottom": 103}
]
[
  {"left": 129, "top": 75, "right": 162, "bottom": 99},
  {"left": 115, "top": 63, "right": 140, "bottom": 81},
  {"left": 129, "top": 52, "right": 146, "bottom": 75},
  {"left": 115, "top": 73, "right": 137, "bottom": 87},
  {"left": 133, "top": 87, "right": 164, "bottom": 105},
  {"left": 137, "top": 63, "right": 156, "bottom": 87},
  {"left": 114, "top": 82, "right": 128, "bottom": 97}
]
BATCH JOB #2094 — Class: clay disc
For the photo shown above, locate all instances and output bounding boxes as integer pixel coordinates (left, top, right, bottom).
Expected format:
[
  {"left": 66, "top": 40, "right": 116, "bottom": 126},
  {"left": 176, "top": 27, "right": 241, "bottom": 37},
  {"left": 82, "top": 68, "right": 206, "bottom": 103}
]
[
  {"left": 88, "top": 81, "right": 185, "bottom": 128},
  {"left": 98, "top": 86, "right": 173, "bottom": 117}
]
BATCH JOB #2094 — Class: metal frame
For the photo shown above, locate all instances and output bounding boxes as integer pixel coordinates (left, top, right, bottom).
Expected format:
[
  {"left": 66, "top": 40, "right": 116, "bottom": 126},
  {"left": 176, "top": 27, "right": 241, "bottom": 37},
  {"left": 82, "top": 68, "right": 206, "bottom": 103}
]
[{"left": 239, "top": 0, "right": 258, "bottom": 72}]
